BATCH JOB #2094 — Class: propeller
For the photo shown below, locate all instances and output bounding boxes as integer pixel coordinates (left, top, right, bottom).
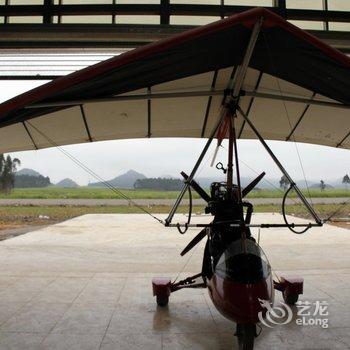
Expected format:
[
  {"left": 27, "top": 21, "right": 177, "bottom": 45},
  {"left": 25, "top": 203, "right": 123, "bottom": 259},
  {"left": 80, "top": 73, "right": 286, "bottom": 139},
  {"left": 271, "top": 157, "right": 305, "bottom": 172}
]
[
  {"left": 242, "top": 172, "right": 265, "bottom": 198},
  {"left": 180, "top": 228, "right": 207, "bottom": 256},
  {"left": 181, "top": 172, "right": 211, "bottom": 202},
  {"left": 179, "top": 172, "right": 265, "bottom": 256}
]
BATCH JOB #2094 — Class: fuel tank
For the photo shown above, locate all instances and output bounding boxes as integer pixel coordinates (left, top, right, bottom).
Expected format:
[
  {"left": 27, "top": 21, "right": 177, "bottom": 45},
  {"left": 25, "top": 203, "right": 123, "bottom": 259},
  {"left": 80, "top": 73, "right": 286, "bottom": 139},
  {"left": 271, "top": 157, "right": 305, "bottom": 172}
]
[{"left": 207, "top": 239, "right": 274, "bottom": 324}]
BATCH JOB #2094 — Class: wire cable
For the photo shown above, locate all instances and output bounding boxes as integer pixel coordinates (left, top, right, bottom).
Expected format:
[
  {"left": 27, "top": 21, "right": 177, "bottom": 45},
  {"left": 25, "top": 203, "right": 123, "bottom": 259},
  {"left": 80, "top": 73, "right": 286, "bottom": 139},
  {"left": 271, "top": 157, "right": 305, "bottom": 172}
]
[
  {"left": 172, "top": 231, "right": 201, "bottom": 284},
  {"left": 262, "top": 30, "right": 315, "bottom": 208},
  {"left": 220, "top": 144, "right": 304, "bottom": 207},
  {"left": 26, "top": 121, "right": 164, "bottom": 224},
  {"left": 262, "top": 30, "right": 350, "bottom": 225},
  {"left": 324, "top": 198, "right": 350, "bottom": 222}
]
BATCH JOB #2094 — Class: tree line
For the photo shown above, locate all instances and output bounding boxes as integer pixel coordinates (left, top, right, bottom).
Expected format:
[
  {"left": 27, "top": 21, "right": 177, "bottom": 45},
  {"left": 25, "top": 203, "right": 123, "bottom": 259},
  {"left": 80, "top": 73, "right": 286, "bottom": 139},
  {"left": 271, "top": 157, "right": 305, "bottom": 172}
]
[
  {"left": 0, "top": 154, "right": 52, "bottom": 193},
  {"left": 0, "top": 154, "right": 21, "bottom": 194},
  {"left": 279, "top": 174, "right": 350, "bottom": 190},
  {"left": 14, "top": 174, "right": 51, "bottom": 188}
]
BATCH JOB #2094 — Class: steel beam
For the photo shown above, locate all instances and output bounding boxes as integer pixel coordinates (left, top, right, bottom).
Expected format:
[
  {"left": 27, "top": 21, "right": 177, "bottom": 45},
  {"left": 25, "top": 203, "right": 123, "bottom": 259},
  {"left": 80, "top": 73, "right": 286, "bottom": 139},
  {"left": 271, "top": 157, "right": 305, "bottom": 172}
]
[
  {"left": 0, "top": 4, "right": 349, "bottom": 52},
  {"left": 0, "top": 4, "right": 349, "bottom": 22},
  {"left": 0, "top": 25, "right": 349, "bottom": 52}
]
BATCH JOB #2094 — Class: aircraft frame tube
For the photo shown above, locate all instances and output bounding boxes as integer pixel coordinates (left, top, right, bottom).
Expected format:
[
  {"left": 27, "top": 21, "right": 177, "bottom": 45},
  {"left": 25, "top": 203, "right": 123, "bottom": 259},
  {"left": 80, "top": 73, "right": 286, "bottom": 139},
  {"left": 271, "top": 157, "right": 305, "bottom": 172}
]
[
  {"left": 164, "top": 107, "right": 226, "bottom": 225},
  {"left": 237, "top": 105, "right": 322, "bottom": 224}
]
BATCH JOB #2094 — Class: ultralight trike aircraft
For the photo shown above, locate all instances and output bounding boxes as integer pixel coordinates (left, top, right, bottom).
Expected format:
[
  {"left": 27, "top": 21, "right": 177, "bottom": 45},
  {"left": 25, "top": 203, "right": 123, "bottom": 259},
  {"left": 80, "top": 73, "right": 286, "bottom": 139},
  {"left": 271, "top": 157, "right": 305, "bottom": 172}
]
[{"left": 0, "top": 7, "right": 349, "bottom": 350}]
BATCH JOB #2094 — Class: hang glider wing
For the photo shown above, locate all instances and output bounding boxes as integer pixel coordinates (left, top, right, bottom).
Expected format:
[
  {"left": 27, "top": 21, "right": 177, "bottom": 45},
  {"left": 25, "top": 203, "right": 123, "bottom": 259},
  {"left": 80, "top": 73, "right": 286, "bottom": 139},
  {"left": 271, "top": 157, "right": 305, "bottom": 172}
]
[{"left": 0, "top": 7, "right": 349, "bottom": 153}]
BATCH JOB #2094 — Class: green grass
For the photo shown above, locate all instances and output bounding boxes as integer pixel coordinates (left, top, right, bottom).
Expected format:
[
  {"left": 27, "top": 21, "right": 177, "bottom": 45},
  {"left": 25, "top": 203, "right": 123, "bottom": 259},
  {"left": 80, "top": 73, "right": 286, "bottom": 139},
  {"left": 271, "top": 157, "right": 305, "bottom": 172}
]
[
  {"left": 0, "top": 187, "right": 187, "bottom": 199},
  {"left": 0, "top": 204, "right": 346, "bottom": 223},
  {"left": 0, "top": 187, "right": 348, "bottom": 200},
  {"left": 246, "top": 188, "right": 350, "bottom": 198}
]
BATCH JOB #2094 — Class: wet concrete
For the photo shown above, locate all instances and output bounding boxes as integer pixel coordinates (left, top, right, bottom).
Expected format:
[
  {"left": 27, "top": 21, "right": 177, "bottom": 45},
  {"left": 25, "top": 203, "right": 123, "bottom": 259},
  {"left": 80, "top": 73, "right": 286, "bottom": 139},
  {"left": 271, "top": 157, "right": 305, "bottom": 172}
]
[{"left": 0, "top": 213, "right": 348, "bottom": 349}]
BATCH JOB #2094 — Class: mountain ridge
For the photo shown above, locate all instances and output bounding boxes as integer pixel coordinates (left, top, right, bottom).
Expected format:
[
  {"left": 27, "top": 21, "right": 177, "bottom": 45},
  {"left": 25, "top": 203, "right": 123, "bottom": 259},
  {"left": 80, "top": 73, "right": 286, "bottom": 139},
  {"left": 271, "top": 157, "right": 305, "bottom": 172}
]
[
  {"left": 88, "top": 169, "right": 146, "bottom": 189},
  {"left": 16, "top": 168, "right": 42, "bottom": 177},
  {"left": 56, "top": 178, "right": 79, "bottom": 188}
]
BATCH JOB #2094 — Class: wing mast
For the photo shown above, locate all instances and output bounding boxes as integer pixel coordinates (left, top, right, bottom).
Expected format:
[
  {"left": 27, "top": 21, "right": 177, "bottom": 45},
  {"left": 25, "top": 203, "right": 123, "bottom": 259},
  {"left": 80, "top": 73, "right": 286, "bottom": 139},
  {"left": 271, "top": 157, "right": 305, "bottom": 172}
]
[
  {"left": 225, "top": 17, "right": 263, "bottom": 201},
  {"left": 165, "top": 17, "right": 263, "bottom": 225}
]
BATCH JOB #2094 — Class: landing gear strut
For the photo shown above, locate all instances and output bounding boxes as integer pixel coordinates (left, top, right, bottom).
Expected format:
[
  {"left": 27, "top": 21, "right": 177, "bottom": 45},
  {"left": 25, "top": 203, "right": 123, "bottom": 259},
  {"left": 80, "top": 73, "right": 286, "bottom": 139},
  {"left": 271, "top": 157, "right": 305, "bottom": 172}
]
[{"left": 152, "top": 273, "right": 206, "bottom": 307}]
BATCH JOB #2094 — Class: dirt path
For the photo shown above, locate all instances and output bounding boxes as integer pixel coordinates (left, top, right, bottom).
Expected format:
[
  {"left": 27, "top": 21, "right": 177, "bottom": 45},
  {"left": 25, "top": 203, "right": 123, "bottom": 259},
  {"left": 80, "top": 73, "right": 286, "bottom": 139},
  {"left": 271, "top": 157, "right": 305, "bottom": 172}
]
[{"left": 0, "top": 223, "right": 51, "bottom": 241}]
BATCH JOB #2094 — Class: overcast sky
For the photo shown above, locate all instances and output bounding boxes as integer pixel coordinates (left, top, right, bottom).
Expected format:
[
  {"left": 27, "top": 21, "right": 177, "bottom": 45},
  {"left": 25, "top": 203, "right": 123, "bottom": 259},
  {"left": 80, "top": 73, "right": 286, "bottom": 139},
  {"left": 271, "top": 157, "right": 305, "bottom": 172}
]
[{"left": 0, "top": 80, "right": 349, "bottom": 186}]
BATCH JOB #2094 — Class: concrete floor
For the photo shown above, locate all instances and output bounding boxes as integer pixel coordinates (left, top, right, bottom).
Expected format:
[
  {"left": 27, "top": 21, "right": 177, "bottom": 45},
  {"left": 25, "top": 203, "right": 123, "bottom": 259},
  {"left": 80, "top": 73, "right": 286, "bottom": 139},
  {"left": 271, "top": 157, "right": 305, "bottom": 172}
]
[{"left": 0, "top": 213, "right": 348, "bottom": 350}]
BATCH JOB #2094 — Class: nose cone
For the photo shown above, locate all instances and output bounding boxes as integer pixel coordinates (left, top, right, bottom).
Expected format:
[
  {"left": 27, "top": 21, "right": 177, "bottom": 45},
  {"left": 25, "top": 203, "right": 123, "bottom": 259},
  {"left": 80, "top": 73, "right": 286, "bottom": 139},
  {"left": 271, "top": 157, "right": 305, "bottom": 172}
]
[{"left": 208, "top": 271, "right": 274, "bottom": 324}]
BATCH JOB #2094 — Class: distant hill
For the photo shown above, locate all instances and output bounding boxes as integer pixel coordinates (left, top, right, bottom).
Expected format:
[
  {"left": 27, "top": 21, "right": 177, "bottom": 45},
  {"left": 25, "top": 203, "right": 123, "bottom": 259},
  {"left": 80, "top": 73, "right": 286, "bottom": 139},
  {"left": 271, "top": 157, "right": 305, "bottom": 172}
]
[
  {"left": 56, "top": 178, "right": 79, "bottom": 188},
  {"left": 15, "top": 168, "right": 51, "bottom": 188},
  {"left": 17, "top": 168, "right": 42, "bottom": 177},
  {"left": 326, "top": 177, "right": 350, "bottom": 189},
  {"left": 195, "top": 176, "right": 347, "bottom": 190},
  {"left": 88, "top": 170, "right": 146, "bottom": 189}
]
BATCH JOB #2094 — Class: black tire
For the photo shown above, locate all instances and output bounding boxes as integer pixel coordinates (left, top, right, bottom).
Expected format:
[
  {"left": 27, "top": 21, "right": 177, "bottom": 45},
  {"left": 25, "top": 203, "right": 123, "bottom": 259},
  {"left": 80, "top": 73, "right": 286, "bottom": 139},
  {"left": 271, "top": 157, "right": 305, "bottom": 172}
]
[
  {"left": 236, "top": 323, "right": 255, "bottom": 350},
  {"left": 283, "top": 291, "right": 299, "bottom": 305},
  {"left": 156, "top": 295, "right": 169, "bottom": 307}
]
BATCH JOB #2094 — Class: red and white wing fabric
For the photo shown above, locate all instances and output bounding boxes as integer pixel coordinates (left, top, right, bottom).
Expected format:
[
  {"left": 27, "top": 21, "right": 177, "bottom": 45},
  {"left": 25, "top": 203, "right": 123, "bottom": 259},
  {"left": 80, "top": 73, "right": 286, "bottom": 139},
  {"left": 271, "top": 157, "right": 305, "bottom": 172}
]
[{"left": 0, "top": 7, "right": 349, "bottom": 153}]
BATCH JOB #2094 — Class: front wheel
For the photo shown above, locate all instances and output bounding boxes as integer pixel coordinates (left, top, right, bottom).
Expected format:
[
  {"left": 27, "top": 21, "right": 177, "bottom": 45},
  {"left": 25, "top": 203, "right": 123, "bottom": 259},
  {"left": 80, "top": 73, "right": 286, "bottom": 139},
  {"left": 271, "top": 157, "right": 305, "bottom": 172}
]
[{"left": 236, "top": 323, "right": 256, "bottom": 350}]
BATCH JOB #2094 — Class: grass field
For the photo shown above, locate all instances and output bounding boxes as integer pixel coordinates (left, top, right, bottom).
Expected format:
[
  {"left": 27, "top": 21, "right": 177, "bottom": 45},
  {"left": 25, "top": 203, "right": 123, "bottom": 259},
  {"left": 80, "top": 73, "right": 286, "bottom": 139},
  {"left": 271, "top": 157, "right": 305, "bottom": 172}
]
[
  {"left": 0, "top": 204, "right": 346, "bottom": 223},
  {"left": 0, "top": 187, "right": 348, "bottom": 199},
  {"left": 0, "top": 203, "right": 347, "bottom": 239}
]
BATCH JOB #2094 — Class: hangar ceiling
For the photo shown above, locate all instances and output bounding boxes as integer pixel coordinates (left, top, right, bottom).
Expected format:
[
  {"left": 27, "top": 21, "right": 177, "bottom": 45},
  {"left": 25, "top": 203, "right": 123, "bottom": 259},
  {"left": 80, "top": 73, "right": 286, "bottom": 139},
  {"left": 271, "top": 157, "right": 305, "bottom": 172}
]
[{"left": 0, "top": 0, "right": 349, "bottom": 80}]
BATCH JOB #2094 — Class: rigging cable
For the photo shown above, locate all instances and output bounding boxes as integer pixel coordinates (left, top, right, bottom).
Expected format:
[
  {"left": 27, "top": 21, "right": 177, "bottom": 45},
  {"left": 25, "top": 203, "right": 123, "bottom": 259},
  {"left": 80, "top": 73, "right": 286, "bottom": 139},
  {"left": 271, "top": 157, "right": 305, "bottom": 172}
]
[
  {"left": 221, "top": 144, "right": 318, "bottom": 232},
  {"left": 262, "top": 30, "right": 349, "bottom": 225},
  {"left": 262, "top": 30, "right": 314, "bottom": 208},
  {"left": 172, "top": 228, "right": 201, "bottom": 284},
  {"left": 26, "top": 121, "right": 164, "bottom": 224},
  {"left": 221, "top": 144, "right": 303, "bottom": 207},
  {"left": 324, "top": 198, "right": 350, "bottom": 223},
  {"left": 235, "top": 153, "right": 349, "bottom": 225}
]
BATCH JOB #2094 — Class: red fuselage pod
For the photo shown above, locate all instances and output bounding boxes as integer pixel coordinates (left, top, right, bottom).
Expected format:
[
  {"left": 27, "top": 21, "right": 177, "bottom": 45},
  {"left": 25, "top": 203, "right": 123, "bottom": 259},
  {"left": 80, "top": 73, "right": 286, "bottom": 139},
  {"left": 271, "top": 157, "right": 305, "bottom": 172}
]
[{"left": 207, "top": 239, "right": 274, "bottom": 324}]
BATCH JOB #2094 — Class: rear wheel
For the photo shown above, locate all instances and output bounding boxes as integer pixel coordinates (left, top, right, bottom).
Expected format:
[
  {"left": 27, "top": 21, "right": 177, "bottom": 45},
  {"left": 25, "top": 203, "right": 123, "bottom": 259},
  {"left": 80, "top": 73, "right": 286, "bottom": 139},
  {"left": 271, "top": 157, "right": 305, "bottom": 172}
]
[
  {"left": 236, "top": 323, "right": 255, "bottom": 350},
  {"left": 156, "top": 295, "right": 169, "bottom": 307}
]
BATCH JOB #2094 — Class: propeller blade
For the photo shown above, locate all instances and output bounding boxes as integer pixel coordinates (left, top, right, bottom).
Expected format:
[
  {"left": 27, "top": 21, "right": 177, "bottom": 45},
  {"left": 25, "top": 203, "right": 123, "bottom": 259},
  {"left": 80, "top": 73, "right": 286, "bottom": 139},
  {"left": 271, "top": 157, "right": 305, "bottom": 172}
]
[
  {"left": 180, "top": 228, "right": 207, "bottom": 256},
  {"left": 181, "top": 172, "right": 212, "bottom": 202},
  {"left": 242, "top": 172, "right": 266, "bottom": 198}
]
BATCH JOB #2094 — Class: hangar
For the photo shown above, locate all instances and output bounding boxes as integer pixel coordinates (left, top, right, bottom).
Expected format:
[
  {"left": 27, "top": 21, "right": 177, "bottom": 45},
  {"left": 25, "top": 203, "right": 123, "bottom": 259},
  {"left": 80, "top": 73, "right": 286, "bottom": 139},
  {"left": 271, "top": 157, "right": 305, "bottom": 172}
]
[{"left": 0, "top": 2, "right": 349, "bottom": 349}]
